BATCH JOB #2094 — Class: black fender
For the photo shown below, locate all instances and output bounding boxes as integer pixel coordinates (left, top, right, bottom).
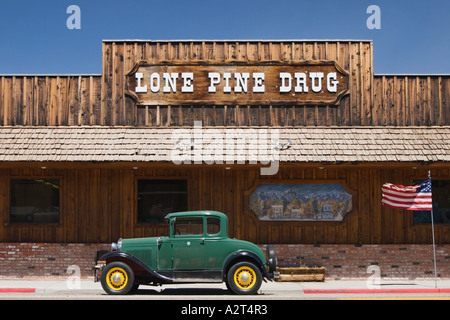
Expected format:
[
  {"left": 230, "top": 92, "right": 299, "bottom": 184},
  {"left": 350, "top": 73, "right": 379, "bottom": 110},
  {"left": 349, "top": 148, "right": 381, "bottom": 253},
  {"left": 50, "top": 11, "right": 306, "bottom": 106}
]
[
  {"left": 100, "top": 251, "right": 173, "bottom": 284},
  {"left": 222, "top": 251, "right": 271, "bottom": 280}
]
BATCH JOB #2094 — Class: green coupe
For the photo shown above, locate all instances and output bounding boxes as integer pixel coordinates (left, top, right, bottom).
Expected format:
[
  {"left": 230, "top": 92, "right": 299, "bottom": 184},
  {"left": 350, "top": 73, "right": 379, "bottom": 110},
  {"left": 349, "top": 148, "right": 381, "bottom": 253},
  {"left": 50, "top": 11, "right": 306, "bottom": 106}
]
[{"left": 95, "top": 211, "right": 277, "bottom": 295}]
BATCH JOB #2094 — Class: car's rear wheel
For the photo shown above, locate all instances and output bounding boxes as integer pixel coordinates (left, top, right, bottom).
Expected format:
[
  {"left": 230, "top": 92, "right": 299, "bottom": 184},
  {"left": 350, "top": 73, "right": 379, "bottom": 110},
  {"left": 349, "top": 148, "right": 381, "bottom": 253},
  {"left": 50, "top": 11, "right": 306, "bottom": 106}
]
[
  {"left": 100, "top": 261, "right": 135, "bottom": 295},
  {"left": 227, "top": 261, "right": 262, "bottom": 295}
]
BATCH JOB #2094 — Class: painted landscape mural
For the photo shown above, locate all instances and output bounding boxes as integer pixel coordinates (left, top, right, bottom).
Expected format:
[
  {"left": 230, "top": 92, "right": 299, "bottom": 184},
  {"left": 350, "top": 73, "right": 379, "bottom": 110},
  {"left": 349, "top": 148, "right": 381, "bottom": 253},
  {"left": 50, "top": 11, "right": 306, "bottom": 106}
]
[{"left": 249, "top": 184, "right": 353, "bottom": 221}]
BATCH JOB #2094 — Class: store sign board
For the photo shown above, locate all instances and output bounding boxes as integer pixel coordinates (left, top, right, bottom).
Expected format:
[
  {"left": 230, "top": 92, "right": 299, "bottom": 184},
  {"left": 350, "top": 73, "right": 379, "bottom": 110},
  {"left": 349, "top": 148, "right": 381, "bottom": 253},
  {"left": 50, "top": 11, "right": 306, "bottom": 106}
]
[{"left": 126, "top": 61, "right": 349, "bottom": 106}]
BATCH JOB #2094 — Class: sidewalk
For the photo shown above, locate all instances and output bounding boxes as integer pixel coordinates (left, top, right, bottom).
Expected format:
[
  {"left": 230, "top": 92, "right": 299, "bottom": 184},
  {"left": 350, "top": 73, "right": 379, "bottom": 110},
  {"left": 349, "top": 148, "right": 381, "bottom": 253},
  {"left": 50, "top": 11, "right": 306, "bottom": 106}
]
[
  {"left": 297, "top": 279, "right": 450, "bottom": 294},
  {"left": 267, "top": 279, "right": 450, "bottom": 294},
  {"left": 0, "top": 279, "right": 101, "bottom": 294},
  {"left": 0, "top": 278, "right": 449, "bottom": 294}
]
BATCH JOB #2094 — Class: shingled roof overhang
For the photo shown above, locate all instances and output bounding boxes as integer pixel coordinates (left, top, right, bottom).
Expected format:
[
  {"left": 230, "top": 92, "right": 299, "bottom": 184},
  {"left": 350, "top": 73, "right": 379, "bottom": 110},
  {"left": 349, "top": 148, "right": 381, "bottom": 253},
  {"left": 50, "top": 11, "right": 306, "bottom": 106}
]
[{"left": 0, "top": 126, "right": 448, "bottom": 165}]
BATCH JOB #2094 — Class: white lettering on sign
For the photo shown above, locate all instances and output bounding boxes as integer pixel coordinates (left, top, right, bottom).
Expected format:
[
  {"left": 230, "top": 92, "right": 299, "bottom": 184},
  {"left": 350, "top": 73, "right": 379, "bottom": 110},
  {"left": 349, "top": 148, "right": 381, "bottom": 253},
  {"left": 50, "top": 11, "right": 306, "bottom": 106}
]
[
  {"left": 208, "top": 72, "right": 220, "bottom": 93},
  {"left": 150, "top": 72, "right": 160, "bottom": 93},
  {"left": 253, "top": 73, "right": 265, "bottom": 93},
  {"left": 234, "top": 72, "right": 249, "bottom": 93},
  {"left": 135, "top": 73, "right": 147, "bottom": 93},
  {"left": 310, "top": 72, "right": 324, "bottom": 93},
  {"left": 128, "top": 62, "right": 349, "bottom": 106},
  {"left": 295, "top": 73, "right": 308, "bottom": 93},
  {"left": 137, "top": 72, "right": 339, "bottom": 94},
  {"left": 279, "top": 73, "right": 291, "bottom": 93},
  {"left": 327, "top": 72, "right": 339, "bottom": 93},
  {"left": 163, "top": 73, "right": 178, "bottom": 93},
  {"left": 138, "top": 72, "right": 196, "bottom": 93},
  {"left": 279, "top": 72, "right": 339, "bottom": 93},
  {"left": 209, "top": 72, "right": 257, "bottom": 93},
  {"left": 181, "top": 73, "right": 194, "bottom": 93},
  {"left": 223, "top": 73, "right": 232, "bottom": 93}
]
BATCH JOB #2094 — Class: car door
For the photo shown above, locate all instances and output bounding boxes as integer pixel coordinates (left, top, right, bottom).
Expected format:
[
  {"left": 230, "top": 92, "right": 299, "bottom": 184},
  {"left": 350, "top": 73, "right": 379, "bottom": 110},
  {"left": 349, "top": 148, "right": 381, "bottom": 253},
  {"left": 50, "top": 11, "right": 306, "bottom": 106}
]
[{"left": 171, "top": 216, "right": 205, "bottom": 270}]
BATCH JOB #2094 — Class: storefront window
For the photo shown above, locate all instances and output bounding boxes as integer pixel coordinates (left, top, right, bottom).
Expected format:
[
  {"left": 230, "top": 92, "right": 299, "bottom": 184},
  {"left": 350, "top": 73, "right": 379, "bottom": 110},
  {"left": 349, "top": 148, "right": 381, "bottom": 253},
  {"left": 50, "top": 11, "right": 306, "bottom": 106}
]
[
  {"left": 10, "top": 179, "right": 60, "bottom": 224},
  {"left": 137, "top": 180, "right": 188, "bottom": 223},
  {"left": 413, "top": 180, "right": 450, "bottom": 224}
]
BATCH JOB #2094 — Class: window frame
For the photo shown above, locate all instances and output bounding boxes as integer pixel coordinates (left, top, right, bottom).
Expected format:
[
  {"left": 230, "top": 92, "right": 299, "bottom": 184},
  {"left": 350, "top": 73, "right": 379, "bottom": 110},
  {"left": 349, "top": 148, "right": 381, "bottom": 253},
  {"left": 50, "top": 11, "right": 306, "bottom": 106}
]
[
  {"left": 206, "top": 217, "right": 221, "bottom": 236},
  {"left": 9, "top": 177, "right": 62, "bottom": 226},
  {"left": 412, "top": 179, "right": 450, "bottom": 225},
  {"left": 173, "top": 217, "right": 204, "bottom": 236},
  {"left": 135, "top": 178, "right": 189, "bottom": 225}
]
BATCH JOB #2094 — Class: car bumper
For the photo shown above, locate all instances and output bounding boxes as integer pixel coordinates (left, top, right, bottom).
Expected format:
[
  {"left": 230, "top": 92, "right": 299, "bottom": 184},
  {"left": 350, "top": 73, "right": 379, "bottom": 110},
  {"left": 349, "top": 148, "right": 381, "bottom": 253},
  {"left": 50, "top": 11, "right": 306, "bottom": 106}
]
[{"left": 93, "top": 261, "right": 105, "bottom": 282}]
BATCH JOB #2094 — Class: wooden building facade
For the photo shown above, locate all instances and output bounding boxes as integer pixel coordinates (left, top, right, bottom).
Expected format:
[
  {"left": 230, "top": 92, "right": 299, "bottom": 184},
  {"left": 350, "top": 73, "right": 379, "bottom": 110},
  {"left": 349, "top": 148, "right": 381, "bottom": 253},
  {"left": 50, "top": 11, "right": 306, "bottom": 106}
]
[{"left": 0, "top": 40, "right": 449, "bottom": 279}]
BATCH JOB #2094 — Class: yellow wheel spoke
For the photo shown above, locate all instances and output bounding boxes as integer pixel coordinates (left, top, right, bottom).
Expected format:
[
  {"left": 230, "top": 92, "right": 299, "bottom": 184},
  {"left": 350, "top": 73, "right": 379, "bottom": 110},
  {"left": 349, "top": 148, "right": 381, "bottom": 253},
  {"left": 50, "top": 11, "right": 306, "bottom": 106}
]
[
  {"left": 234, "top": 266, "right": 256, "bottom": 290},
  {"left": 106, "top": 267, "right": 128, "bottom": 291}
]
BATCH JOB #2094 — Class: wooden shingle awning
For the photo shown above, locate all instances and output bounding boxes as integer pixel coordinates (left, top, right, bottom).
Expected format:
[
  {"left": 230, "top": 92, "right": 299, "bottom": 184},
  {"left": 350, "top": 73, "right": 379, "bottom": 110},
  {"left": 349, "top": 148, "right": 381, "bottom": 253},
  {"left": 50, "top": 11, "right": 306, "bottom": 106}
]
[{"left": 0, "top": 126, "right": 449, "bottom": 163}]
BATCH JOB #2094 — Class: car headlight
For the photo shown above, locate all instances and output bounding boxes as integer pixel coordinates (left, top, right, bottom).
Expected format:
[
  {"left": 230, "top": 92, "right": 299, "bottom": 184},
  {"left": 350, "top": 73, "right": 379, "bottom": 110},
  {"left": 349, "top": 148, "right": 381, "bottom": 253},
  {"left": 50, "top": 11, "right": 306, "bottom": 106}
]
[{"left": 111, "top": 238, "right": 122, "bottom": 251}]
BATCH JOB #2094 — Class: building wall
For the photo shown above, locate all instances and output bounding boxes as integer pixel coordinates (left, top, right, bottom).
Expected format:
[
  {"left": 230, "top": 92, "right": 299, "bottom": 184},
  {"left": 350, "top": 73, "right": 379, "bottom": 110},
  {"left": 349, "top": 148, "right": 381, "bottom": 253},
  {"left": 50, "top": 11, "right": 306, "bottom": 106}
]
[
  {"left": 0, "top": 242, "right": 109, "bottom": 279},
  {"left": 0, "top": 40, "right": 449, "bottom": 279},
  {"left": 1, "top": 41, "right": 449, "bottom": 127},
  {"left": 0, "top": 75, "right": 102, "bottom": 126},
  {"left": 1, "top": 242, "right": 449, "bottom": 280},
  {"left": 1, "top": 164, "right": 449, "bottom": 245},
  {"left": 268, "top": 244, "right": 450, "bottom": 280}
]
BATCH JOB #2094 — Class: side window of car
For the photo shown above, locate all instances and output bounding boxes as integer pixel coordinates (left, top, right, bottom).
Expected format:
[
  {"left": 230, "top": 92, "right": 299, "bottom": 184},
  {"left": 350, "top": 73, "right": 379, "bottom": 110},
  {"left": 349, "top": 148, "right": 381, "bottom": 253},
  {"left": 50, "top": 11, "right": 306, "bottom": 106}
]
[
  {"left": 174, "top": 217, "right": 203, "bottom": 236},
  {"left": 207, "top": 217, "right": 221, "bottom": 235}
]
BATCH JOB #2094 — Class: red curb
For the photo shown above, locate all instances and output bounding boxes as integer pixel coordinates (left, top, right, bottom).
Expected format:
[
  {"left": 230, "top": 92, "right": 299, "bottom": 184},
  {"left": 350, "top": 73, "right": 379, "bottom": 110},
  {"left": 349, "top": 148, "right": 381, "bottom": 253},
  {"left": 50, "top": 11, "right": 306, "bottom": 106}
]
[
  {"left": 303, "top": 288, "right": 450, "bottom": 294},
  {"left": 0, "top": 288, "right": 36, "bottom": 293}
]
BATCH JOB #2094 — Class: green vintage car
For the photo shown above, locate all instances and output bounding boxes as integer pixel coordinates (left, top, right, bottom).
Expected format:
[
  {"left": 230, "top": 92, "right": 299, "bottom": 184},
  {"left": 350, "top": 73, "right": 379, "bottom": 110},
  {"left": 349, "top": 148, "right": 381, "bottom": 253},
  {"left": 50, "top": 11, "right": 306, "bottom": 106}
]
[{"left": 94, "top": 211, "right": 277, "bottom": 295}]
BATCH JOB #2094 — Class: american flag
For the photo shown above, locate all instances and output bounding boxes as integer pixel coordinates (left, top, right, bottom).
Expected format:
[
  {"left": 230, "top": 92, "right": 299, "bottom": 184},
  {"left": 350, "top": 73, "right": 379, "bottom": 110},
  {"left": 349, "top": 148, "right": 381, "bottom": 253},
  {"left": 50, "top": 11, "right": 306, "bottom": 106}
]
[{"left": 382, "top": 179, "right": 432, "bottom": 211}]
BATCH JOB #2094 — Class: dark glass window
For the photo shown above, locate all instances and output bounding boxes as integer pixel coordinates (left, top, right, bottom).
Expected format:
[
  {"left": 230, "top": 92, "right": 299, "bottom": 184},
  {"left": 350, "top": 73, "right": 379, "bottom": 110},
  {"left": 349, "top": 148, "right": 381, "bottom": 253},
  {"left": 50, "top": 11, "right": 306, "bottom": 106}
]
[
  {"left": 174, "top": 217, "right": 203, "bottom": 236},
  {"left": 413, "top": 180, "right": 450, "bottom": 224},
  {"left": 10, "top": 179, "right": 60, "bottom": 224},
  {"left": 137, "top": 180, "right": 188, "bottom": 223},
  {"left": 207, "top": 217, "right": 221, "bottom": 235}
]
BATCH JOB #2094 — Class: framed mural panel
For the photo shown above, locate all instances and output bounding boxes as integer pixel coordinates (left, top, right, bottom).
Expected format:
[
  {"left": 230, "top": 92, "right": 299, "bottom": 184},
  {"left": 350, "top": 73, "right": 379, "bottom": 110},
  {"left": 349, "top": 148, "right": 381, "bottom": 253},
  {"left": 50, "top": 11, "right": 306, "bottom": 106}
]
[{"left": 248, "top": 183, "right": 353, "bottom": 222}]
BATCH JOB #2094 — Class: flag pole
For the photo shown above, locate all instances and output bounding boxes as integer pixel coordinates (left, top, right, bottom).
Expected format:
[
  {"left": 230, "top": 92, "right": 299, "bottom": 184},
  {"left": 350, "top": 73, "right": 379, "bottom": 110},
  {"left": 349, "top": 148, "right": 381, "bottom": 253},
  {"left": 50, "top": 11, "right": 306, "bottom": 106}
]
[{"left": 429, "top": 170, "right": 438, "bottom": 288}]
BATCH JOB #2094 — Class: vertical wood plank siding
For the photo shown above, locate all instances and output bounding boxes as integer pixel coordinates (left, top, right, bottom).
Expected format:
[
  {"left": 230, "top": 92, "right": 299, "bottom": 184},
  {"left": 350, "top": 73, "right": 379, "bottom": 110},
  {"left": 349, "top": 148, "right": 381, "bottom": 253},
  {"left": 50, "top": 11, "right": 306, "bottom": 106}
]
[
  {"left": 0, "top": 40, "right": 448, "bottom": 245},
  {"left": 0, "top": 166, "right": 449, "bottom": 244},
  {"left": 1, "top": 41, "right": 448, "bottom": 127},
  {"left": 0, "top": 75, "right": 102, "bottom": 126}
]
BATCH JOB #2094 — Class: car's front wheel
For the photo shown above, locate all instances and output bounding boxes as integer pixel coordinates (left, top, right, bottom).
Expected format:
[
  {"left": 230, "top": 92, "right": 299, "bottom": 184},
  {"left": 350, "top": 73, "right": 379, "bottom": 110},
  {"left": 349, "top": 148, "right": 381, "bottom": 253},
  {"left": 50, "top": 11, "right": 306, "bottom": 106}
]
[
  {"left": 227, "top": 261, "right": 262, "bottom": 295},
  {"left": 100, "top": 261, "right": 135, "bottom": 295}
]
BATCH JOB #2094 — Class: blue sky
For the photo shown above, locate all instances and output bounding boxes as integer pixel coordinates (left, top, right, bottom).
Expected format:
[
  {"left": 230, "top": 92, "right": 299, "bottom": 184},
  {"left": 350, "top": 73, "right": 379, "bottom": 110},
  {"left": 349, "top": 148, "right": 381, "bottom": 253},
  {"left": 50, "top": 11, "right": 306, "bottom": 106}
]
[{"left": 0, "top": 0, "right": 449, "bottom": 74}]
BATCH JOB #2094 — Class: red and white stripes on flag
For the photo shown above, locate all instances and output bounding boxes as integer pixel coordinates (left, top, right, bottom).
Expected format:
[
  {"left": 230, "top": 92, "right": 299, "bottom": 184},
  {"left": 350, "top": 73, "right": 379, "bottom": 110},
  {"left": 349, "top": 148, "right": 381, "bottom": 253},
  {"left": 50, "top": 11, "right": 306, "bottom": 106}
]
[{"left": 382, "top": 179, "right": 433, "bottom": 211}]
